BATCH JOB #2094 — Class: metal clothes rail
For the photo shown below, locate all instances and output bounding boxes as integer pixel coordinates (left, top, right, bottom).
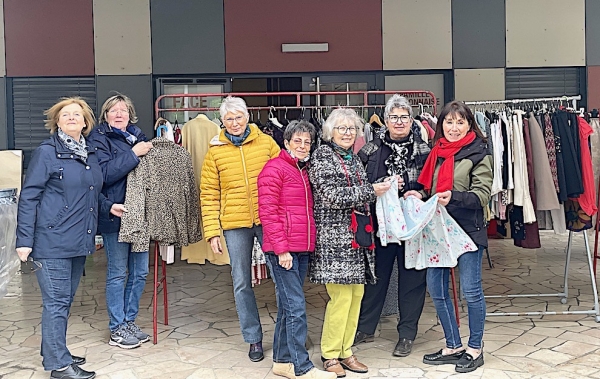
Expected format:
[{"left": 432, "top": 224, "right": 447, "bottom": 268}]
[
  {"left": 465, "top": 95, "right": 600, "bottom": 322},
  {"left": 154, "top": 90, "right": 438, "bottom": 118}
]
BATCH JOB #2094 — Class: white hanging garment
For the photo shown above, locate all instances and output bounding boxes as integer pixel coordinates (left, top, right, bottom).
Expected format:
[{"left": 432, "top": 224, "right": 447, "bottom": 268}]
[{"left": 376, "top": 178, "right": 477, "bottom": 269}]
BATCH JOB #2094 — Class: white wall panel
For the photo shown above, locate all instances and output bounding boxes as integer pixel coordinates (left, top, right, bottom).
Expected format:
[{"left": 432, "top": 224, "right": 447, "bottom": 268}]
[
  {"left": 455, "top": 69, "right": 505, "bottom": 101},
  {"left": 382, "top": 0, "right": 452, "bottom": 70},
  {"left": 93, "top": 0, "right": 152, "bottom": 75},
  {"left": 506, "top": 0, "right": 585, "bottom": 67}
]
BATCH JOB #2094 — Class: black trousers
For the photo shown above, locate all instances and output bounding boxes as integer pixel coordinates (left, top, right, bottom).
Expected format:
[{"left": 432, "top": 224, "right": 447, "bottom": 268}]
[{"left": 357, "top": 240, "right": 427, "bottom": 340}]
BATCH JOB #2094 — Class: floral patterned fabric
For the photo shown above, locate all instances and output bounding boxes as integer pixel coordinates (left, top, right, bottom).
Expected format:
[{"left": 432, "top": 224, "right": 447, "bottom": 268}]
[{"left": 376, "top": 179, "right": 477, "bottom": 270}]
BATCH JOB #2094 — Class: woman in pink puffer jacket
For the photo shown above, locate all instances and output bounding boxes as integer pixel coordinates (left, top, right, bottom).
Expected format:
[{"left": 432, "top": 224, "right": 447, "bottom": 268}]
[{"left": 258, "top": 121, "right": 334, "bottom": 379}]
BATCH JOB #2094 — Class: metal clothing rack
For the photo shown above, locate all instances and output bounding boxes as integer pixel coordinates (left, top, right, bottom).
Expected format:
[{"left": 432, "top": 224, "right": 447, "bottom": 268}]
[
  {"left": 154, "top": 90, "right": 438, "bottom": 119},
  {"left": 463, "top": 95, "right": 600, "bottom": 322}
]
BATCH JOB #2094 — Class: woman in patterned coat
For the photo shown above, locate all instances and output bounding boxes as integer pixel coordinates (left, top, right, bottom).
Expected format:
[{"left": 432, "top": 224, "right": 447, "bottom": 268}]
[{"left": 308, "top": 108, "right": 391, "bottom": 377}]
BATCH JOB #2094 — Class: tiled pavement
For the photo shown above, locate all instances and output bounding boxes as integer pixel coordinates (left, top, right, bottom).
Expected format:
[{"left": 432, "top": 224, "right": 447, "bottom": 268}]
[{"left": 2, "top": 231, "right": 600, "bottom": 378}]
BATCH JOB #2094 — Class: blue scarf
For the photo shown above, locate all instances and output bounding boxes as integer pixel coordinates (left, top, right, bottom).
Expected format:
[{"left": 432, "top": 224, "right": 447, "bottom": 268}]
[
  {"left": 57, "top": 129, "right": 88, "bottom": 162},
  {"left": 225, "top": 125, "right": 251, "bottom": 146},
  {"left": 112, "top": 125, "right": 138, "bottom": 145}
]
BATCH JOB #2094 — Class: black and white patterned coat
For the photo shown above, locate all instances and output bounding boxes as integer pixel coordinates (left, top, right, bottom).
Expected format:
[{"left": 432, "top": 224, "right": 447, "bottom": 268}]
[{"left": 308, "top": 144, "right": 377, "bottom": 285}]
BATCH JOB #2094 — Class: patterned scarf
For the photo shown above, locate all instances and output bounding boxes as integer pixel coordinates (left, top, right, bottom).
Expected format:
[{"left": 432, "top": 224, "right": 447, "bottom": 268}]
[
  {"left": 380, "top": 128, "right": 413, "bottom": 176},
  {"left": 225, "top": 125, "right": 251, "bottom": 146},
  {"left": 112, "top": 125, "right": 138, "bottom": 145},
  {"left": 330, "top": 141, "right": 353, "bottom": 161},
  {"left": 57, "top": 129, "right": 88, "bottom": 162}
]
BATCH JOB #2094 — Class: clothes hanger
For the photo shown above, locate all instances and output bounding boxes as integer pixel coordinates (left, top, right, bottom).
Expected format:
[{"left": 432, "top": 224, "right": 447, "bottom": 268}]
[
  {"left": 369, "top": 112, "right": 383, "bottom": 127},
  {"left": 269, "top": 106, "right": 283, "bottom": 128}
]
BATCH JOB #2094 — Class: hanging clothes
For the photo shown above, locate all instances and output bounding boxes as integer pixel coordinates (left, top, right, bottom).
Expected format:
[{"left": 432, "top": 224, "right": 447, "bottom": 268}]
[
  {"left": 511, "top": 111, "right": 536, "bottom": 223},
  {"left": 181, "top": 114, "right": 230, "bottom": 265},
  {"left": 543, "top": 113, "right": 561, "bottom": 193},
  {"left": 555, "top": 110, "right": 583, "bottom": 198},
  {"left": 527, "top": 113, "right": 560, "bottom": 211},
  {"left": 119, "top": 137, "right": 202, "bottom": 252},
  {"left": 571, "top": 117, "right": 597, "bottom": 217}
]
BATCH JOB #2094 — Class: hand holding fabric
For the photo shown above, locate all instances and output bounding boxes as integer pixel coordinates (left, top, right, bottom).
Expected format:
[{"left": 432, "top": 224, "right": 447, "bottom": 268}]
[
  {"left": 132, "top": 141, "right": 153, "bottom": 157},
  {"left": 373, "top": 181, "right": 392, "bottom": 196},
  {"left": 110, "top": 204, "right": 127, "bottom": 217},
  {"left": 403, "top": 190, "right": 422, "bottom": 200},
  {"left": 437, "top": 190, "right": 452, "bottom": 206}
]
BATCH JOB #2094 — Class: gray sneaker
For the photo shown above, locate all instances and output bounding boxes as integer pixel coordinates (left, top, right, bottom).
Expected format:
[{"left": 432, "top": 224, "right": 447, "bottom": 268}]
[
  {"left": 126, "top": 321, "right": 150, "bottom": 343},
  {"left": 109, "top": 324, "right": 141, "bottom": 349}
]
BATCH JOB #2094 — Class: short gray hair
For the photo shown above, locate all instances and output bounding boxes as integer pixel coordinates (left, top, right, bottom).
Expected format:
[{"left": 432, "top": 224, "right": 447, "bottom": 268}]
[
  {"left": 219, "top": 96, "right": 249, "bottom": 119},
  {"left": 322, "top": 108, "right": 364, "bottom": 142},
  {"left": 284, "top": 120, "right": 316, "bottom": 142},
  {"left": 384, "top": 94, "right": 413, "bottom": 119}
]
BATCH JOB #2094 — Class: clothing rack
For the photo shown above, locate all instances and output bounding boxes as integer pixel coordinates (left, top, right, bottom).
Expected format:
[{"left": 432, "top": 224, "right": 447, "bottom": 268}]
[
  {"left": 154, "top": 90, "right": 438, "bottom": 119},
  {"left": 464, "top": 95, "right": 600, "bottom": 322}
]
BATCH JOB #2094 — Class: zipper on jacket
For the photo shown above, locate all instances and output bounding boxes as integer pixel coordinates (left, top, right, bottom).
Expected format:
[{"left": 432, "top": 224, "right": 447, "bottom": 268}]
[
  {"left": 239, "top": 146, "right": 255, "bottom": 225},
  {"left": 298, "top": 163, "right": 311, "bottom": 252}
]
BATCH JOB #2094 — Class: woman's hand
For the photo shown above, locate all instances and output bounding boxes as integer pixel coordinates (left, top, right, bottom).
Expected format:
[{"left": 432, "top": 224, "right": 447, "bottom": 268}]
[
  {"left": 132, "top": 142, "right": 153, "bottom": 157},
  {"left": 278, "top": 252, "right": 293, "bottom": 270},
  {"left": 110, "top": 204, "right": 127, "bottom": 217},
  {"left": 209, "top": 236, "right": 223, "bottom": 255},
  {"left": 437, "top": 190, "right": 452, "bottom": 206},
  {"left": 403, "top": 190, "right": 422, "bottom": 200},
  {"left": 373, "top": 181, "right": 392, "bottom": 196},
  {"left": 16, "top": 247, "right": 32, "bottom": 262}
]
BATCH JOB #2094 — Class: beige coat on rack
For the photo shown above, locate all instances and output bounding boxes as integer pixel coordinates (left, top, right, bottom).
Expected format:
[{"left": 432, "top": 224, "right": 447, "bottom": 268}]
[{"left": 181, "top": 114, "right": 230, "bottom": 265}]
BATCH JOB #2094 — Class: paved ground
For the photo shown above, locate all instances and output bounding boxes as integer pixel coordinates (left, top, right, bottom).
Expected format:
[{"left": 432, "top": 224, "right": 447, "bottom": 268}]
[{"left": 2, "top": 231, "right": 600, "bottom": 379}]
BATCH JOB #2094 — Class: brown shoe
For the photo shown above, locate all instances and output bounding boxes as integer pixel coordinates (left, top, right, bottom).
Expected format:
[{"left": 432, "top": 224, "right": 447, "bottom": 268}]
[
  {"left": 340, "top": 355, "right": 368, "bottom": 373},
  {"left": 323, "top": 359, "right": 346, "bottom": 378}
]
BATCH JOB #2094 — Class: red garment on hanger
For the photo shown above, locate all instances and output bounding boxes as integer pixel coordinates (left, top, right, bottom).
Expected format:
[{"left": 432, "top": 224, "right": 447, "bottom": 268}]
[{"left": 570, "top": 117, "right": 597, "bottom": 216}]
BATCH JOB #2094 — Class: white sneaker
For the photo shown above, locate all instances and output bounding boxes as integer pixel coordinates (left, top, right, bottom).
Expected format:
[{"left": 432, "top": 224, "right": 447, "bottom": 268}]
[
  {"left": 297, "top": 367, "right": 337, "bottom": 379},
  {"left": 273, "top": 362, "right": 296, "bottom": 379}
]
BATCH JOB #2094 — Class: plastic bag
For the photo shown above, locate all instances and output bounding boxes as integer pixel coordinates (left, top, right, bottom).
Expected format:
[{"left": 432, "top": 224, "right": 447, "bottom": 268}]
[{"left": 0, "top": 189, "right": 20, "bottom": 299}]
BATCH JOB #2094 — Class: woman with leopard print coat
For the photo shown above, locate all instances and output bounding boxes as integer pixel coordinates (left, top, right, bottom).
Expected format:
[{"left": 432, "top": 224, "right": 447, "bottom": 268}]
[{"left": 308, "top": 108, "right": 391, "bottom": 377}]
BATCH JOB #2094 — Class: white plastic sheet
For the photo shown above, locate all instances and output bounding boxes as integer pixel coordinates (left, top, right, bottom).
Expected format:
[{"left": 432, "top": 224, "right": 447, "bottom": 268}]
[
  {"left": 376, "top": 179, "right": 477, "bottom": 270},
  {"left": 0, "top": 189, "right": 20, "bottom": 299}
]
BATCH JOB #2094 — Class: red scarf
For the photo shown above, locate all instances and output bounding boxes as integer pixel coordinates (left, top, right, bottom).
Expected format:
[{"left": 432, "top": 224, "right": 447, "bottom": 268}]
[{"left": 418, "top": 131, "right": 476, "bottom": 193}]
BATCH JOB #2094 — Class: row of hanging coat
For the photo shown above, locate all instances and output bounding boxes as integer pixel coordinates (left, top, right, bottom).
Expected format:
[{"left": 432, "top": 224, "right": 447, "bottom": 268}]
[{"left": 467, "top": 97, "right": 597, "bottom": 249}]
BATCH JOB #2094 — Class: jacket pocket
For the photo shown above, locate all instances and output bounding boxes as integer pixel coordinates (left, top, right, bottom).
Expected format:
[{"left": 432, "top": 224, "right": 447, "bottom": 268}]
[
  {"left": 285, "top": 211, "right": 292, "bottom": 236},
  {"left": 47, "top": 205, "right": 69, "bottom": 228}
]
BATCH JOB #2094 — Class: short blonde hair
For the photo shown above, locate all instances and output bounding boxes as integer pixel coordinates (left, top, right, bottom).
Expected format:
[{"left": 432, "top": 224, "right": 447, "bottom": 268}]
[
  {"left": 44, "top": 97, "right": 95, "bottom": 137},
  {"left": 322, "top": 108, "right": 364, "bottom": 142},
  {"left": 99, "top": 93, "right": 138, "bottom": 125}
]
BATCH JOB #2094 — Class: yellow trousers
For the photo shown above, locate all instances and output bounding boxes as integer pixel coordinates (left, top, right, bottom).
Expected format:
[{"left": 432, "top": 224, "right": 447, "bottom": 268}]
[{"left": 320, "top": 283, "right": 365, "bottom": 359}]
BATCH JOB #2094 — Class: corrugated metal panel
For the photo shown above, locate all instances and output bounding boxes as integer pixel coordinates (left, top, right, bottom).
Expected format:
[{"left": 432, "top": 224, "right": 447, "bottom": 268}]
[
  {"left": 505, "top": 68, "right": 581, "bottom": 99},
  {"left": 12, "top": 77, "right": 96, "bottom": 168}
]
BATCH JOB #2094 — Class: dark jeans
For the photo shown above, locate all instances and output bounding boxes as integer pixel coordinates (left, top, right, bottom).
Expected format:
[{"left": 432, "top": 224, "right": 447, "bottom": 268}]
[
  {"left": 357, "top": 241, "right": 427, "bottom": 340},
  {"left": 427, "top": 245, "right": 486, "bottom": 349},
  {"left": 265, "top": 253, "right": 313, "bottom": 376},
  {"left": 35, "top": 256, "right": 86, "bottom": 370}
]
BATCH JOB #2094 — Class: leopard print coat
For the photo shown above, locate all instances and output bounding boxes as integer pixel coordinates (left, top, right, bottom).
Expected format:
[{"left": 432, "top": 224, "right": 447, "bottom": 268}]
[
  {"left": 308, "top": 144, "right": 377, "bottom": 285},
  {"left": 119, "top": 138, "right": 202, "bottom": 252}
]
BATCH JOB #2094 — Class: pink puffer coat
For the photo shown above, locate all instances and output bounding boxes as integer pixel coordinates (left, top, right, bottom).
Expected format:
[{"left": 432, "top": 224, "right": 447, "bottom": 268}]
[{"left": 258, "top": 150, "right": 316, "bottom": 254}]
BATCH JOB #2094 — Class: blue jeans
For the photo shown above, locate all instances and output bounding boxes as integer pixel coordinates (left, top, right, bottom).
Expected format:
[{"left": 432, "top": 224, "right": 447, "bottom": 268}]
[
  {"left": 223, "top": 226, "right": 263, "bottom": 344},
  {"left": 427, "top": 245, "right": 486, "bottom": 350},
  {"left": 265, "top": 253, "right": 313, "bottom": 376},
  {"left": 103, "top": 232, "right": 149, "bottom": 331},
  {"left": 35, "top": 256, "right": 86, "bottom": 370}
]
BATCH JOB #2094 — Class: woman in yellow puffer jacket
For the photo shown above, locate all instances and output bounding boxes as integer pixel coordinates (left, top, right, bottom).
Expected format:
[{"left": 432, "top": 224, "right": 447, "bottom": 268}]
[{"left": 200, "top": 96, "right": 280, "bottom": 362}]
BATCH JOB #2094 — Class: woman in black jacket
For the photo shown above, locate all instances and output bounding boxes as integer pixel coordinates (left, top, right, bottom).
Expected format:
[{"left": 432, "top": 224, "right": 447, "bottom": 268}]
[
  {"left": 354, "top": 94, "right": 430, "bottom": 357},
  {"left": 16, "top": 97, "right": 116, "bottom": 379}
]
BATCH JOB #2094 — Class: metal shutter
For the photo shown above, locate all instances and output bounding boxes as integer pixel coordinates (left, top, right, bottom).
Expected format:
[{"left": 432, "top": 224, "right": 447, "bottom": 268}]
[
  {"left": 12, "top": 77, "right": 96, "bottom": 169},
  {"left": 505, "top": 67, "right": 582, "bottom": 100}
]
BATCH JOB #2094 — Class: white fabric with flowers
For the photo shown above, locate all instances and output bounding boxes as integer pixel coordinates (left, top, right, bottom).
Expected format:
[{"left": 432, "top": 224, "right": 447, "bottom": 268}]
[{"left": 376, "top": 178, "right": 477, "bottom": 270}]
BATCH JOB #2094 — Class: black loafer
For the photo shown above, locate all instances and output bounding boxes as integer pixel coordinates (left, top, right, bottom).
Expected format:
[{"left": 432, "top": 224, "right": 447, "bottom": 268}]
[
  {"left": 248, "top": 342, "right": 264, "bottom": 362},
  {"left": 393, "top": 338, "right": 413, "bottom": 357},
  {"left": 50, "top": 364, "right": 96, "bottom": 379},
  {"left": 72, "top": 355, "right": 86, "bottom": 365},
  {"left": 353, "top": 330, "right": 374, "bottom": 346},
  {"left": 423, "top": 349, "right": 465, "bottom": 365},
  {"left": 455, "top": 352, "right": 484, "bottom": 373}
]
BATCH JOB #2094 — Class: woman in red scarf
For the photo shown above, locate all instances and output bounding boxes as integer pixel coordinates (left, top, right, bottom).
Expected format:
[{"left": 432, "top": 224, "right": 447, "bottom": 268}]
[{"left": 417, "top": 101, "right": 492, "bottom": 374}]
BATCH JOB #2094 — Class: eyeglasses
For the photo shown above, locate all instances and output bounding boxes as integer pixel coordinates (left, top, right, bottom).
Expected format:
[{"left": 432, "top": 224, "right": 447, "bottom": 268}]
[
  {"left": 388, "top": 115, "right": 411, "bottom": 124},
  {"left": 291, "top": 138, "right": 312, "bottom": 147},
  {"left": 334, "top": 126, "right": 357, "bottom": 135},
  {"left": 224, "top": 115, "right": 245, "bottom": 124},
  {"left": 108, "top": 109, "right": 129, "bottom": 115},
  {"left": 19, "top": 257, "right": 42, "bottom": 274}
]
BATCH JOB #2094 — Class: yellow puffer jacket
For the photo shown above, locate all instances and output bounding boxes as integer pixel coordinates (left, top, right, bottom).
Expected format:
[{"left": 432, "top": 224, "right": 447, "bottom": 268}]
[{"left": 200, "top": 124, "right": 280, "bottom": 240}]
